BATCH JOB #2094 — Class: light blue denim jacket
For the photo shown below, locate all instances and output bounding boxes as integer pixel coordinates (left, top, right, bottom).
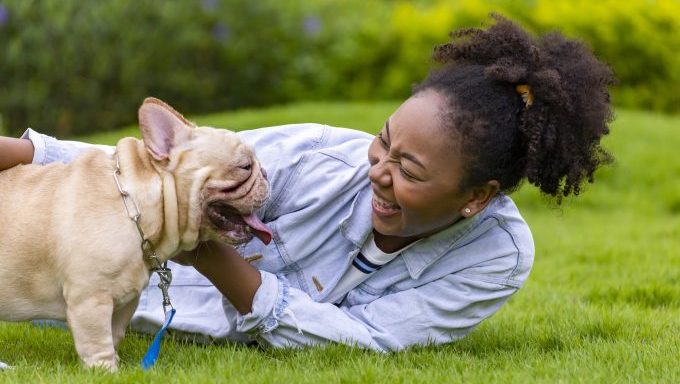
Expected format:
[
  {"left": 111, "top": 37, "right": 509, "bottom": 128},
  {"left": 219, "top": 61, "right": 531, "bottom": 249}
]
[{"left": 22, "top": 123, "right": 534, "bottom": 351}]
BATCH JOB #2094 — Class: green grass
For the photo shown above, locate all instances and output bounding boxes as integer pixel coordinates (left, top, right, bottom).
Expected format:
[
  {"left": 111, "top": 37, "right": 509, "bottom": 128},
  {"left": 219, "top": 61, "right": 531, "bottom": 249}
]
[{"left": 2, "top": 101, "right": 679, "bottom": 383}]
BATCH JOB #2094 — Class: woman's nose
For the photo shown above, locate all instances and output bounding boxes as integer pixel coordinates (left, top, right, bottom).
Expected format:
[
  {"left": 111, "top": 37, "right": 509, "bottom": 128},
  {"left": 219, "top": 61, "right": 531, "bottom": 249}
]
[{"left": 368, "top": 159, "right": 392, "bottom": 187}]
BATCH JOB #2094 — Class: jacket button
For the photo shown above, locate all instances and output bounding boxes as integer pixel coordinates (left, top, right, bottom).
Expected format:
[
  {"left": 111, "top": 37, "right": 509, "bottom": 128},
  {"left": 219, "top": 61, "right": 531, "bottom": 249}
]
[
  {"left": 244, "top": 254, "right": 263, "bottom": 263},
  {"left": 312, "top": 276, "right": 324, "bottom": 292}
]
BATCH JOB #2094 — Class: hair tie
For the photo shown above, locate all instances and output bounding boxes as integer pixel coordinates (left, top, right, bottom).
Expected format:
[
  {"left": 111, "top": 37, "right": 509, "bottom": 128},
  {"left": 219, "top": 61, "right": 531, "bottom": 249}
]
[{"left": 515, "top": 84, "right": 534, "bottom": 108}]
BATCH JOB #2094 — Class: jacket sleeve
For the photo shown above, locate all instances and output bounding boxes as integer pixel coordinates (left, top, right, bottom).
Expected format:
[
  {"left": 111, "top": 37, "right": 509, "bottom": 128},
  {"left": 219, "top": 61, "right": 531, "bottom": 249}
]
[
  {"left": 20, "top": 128, "right": 115, "bottom": 165},
  {"left": 234, "top": 266, "right": 519, "bottom": 352}
]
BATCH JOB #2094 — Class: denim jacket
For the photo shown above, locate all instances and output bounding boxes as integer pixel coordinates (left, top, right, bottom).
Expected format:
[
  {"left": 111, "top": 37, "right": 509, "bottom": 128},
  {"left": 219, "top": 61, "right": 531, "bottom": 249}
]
[{"left": 22, "top": 123, "right": 534, "bottom": 351}]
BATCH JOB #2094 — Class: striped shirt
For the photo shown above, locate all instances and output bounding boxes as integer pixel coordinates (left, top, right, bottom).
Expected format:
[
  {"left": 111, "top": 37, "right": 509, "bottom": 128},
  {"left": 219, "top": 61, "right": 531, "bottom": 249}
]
[{"left": 327, "top": 232, "right": 420, "bottom": 304}]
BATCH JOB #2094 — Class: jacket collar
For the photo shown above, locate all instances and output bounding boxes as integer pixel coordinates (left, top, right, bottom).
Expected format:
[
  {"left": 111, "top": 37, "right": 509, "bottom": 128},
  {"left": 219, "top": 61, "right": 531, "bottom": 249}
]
[
  {"left": 340, "top": 188, "right": 488, "bottom": 279},
  {"left": 402, "top": 212, "right": 483, "bottom": 279},
  {"left": 339, "top": 188, "right": 373, "bottom": 248}
]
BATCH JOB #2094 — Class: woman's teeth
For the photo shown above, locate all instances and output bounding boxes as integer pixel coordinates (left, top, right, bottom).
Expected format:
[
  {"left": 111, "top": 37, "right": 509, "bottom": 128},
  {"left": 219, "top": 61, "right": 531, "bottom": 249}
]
[{"left": 372, "top": 195, "right": 401, "bottom": 215}]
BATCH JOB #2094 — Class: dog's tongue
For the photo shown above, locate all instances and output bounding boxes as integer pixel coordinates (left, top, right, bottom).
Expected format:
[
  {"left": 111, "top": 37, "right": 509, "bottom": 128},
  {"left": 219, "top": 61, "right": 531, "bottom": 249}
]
[{"left": 242, "top": 213, "right": 273, "bottom": 245}]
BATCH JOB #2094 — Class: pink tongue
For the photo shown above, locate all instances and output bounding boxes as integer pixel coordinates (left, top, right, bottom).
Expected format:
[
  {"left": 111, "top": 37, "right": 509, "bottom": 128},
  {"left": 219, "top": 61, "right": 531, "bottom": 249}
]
[{"left": 242, "top": 213, "right": 273, "bottom": 245}]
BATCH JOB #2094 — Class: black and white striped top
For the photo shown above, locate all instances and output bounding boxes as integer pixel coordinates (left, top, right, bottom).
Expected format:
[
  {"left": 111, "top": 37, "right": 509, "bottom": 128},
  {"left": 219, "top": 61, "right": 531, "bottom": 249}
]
[{"left": 327, "top": 232, "right": 420, "bottom": 304}]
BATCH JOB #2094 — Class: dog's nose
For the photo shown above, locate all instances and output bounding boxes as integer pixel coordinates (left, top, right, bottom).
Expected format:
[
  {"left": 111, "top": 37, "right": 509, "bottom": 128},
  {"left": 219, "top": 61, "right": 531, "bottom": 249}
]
[{"left": 261, "top": 167, "right": 268, "bottom": 180}]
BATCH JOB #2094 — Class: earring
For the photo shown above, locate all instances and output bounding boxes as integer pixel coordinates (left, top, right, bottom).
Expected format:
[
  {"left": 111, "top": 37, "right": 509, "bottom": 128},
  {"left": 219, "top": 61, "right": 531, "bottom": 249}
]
[{"left": 464, "top": 208, "right": 471, "bottom": 215}]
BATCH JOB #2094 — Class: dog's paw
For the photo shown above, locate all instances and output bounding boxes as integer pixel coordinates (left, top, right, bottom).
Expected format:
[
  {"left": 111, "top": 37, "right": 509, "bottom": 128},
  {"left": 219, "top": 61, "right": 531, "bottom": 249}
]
[
  {"left": 84, "top": 361, "right": 118, "bottom": 373},
  {"left": 0, "top": 361, "right": 12, "bottom": 370},
  {"left": 83, "top": 354, "right": 119, "bottom": 373}
]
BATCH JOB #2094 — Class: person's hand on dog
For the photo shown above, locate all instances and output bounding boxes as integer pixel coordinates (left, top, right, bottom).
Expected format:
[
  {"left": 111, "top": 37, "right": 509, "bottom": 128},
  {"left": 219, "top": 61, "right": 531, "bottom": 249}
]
[
  {"left": 171, "top": 247, "right": 201, "bottom": 266},
  {"left": 171, "top": 241, "right": 231, "bottom": 267},
  {"left": 170, "top": 240, "right": 261, "bottom": 314}
]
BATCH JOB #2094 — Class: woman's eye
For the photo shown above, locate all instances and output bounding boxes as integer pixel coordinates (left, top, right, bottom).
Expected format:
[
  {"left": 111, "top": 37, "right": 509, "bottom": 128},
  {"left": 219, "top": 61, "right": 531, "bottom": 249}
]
[
  {"left": 377, "top": 132, "right": 389, "bottom": 149},
  {"left": 400, "top": 167, "right": 417, "bottom": 181}
]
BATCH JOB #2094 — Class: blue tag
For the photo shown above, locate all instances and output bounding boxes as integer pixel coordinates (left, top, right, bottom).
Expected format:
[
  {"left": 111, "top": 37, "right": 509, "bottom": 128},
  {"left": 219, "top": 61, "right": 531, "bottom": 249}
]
[{"left": 141, "top": 308, "right": 176, "bottom": 370}]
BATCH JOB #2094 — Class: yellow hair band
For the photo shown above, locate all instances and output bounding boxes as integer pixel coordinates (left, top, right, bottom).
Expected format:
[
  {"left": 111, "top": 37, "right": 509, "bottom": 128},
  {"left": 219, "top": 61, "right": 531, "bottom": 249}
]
[{"left": 515, "top": 84, "right": 534, "bottom": 108}]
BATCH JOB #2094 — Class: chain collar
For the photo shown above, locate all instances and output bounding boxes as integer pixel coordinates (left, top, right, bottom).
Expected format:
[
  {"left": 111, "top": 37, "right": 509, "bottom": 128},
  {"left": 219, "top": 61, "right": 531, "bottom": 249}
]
[{"left": 113, "top": 153, "right": 173, "bottom": 312}]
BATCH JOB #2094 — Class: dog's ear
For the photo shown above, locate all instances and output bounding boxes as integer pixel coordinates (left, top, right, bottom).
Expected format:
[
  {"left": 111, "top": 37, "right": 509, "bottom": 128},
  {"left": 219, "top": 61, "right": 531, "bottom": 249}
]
[{"left": 138, "top": 97, "right": 195, "bottom": 161}]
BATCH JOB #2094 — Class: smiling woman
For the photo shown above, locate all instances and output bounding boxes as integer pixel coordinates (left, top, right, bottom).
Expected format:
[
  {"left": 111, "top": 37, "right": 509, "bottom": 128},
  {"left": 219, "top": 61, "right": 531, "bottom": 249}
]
[
  {"left": 0, "top": 14, "right": 615, "bottom": 356},
  {"left": 368, "top": 91, "right": 479, "bottom": 247}
]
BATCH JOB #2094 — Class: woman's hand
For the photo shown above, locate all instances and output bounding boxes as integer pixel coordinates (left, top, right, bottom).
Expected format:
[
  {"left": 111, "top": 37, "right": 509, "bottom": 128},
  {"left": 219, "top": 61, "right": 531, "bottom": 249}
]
[
  {"left": 171, "top": 241, "right": 226, "bottom": 266},
  {"left": 171, "top": 248, "right": 201, "bottom": 266},
  {"left": 171, "top": 241, "right": 262, "bottom": 315},
  {"left": 0, "top": 137, "right": 35, "bottom": 171},
  {"left": 171, "top": 241, "right": 235, "bottom": 270}
]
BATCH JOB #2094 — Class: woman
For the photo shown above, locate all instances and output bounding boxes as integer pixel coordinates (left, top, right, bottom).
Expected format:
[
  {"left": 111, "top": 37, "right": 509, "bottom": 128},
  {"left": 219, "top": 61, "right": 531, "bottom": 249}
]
[{"left": 0, "top": 16, "right": 615, "bottom": 351}]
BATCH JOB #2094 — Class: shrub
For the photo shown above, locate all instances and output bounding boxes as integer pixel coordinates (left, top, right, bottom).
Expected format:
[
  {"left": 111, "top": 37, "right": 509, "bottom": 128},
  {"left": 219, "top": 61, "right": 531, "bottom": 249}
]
[{"left": 0, "top": 0, "right": 677, "bottom": 137}]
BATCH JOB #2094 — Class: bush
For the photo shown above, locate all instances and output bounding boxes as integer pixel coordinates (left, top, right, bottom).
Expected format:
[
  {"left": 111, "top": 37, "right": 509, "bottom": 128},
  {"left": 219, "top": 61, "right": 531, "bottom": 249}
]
[
  {"left": 0, "top": 0, "right": 677, "bottom": 137},
  {"left": 380, "top": 0, "right": 680, "bottom": 114}
]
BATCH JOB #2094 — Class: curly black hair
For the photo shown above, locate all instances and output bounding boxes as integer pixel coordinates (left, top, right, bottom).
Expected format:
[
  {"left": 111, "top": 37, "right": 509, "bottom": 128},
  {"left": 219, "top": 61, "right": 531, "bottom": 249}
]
[{"left": 414, "top": 14, "right": 616, "bottom": 202}]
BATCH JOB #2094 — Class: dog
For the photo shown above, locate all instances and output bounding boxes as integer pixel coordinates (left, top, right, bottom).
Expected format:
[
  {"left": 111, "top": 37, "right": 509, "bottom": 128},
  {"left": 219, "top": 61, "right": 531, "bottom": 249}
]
[{"left": 0, "top": 98, "right": 272, "bottom": 371}]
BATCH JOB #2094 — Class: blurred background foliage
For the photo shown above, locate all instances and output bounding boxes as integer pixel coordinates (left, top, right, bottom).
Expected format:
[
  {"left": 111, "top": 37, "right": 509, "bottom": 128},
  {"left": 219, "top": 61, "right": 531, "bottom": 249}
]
[{"left": 0, "top": 0, "right": 678, "bottom": 137}]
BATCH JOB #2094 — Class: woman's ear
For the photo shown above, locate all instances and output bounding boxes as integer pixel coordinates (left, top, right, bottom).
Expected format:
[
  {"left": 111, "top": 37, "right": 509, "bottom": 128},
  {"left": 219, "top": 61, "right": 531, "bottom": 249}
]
[{"left": 460, "top": 180, "right": 500, "bottom": 217}]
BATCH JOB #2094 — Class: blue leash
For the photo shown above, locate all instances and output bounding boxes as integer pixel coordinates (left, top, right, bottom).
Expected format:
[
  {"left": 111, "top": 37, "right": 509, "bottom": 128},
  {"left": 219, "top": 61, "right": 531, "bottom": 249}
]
[
  {"left": 140, "top": 263, "right": 175, "bottom": 370},
  {"left": 141, "top": 308, "right": 176, "bottom": 370}
]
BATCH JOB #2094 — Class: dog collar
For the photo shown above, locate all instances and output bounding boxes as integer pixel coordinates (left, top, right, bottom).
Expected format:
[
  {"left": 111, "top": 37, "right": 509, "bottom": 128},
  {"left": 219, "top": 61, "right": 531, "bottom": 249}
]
[{"left": 113, "top": 152, "right": 175, "bottom": 370}]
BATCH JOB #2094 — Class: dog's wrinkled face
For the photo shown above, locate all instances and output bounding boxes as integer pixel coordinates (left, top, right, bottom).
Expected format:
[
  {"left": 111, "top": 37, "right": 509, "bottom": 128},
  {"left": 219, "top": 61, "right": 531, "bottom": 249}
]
[
  {"left": 139, "top": 98, "right": 272, "bottom": 246},
  {"left": 181, "top": 127, "right": 271, "bottom": 245}
]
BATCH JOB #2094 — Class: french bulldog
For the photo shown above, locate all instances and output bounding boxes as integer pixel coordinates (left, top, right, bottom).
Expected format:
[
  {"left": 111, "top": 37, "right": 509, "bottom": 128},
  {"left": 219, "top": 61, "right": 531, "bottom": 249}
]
[{"left": 0, "top": 98, "right": 272, "bottom": 370}]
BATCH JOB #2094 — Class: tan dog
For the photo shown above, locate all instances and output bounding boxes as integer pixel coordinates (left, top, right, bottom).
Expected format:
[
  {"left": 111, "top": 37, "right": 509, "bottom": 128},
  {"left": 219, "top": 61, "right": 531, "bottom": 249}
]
[{"left": 0, "top": 98, "right": 272, "bottom": 370}]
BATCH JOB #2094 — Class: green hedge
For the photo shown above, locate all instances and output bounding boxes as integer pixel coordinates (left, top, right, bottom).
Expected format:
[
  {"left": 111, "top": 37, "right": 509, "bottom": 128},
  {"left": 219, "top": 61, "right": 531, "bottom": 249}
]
[{"left": 0, "top": 0, "right": 677, "bottom": 137}]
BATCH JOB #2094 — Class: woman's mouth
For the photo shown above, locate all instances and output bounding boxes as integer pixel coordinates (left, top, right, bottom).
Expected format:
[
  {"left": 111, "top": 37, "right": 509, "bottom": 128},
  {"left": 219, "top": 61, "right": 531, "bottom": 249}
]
[{"left": 372, "top": 194, "right": 401, "bottom": 217}]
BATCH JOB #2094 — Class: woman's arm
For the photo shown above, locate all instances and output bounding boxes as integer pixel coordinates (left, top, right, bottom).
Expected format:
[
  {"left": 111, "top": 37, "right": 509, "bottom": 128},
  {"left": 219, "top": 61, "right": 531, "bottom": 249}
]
[
  {"left": 0, "top": 137, "right": 34, "bottom": 170},
  {"left": 174, "top": 243, "right": 521, "bottom": 351},
  {"left": 14, "top": 129, "right": 115, "bottom": 166},
  {"left": 253, "top": 269, "right": 517, "bottom": 351}
]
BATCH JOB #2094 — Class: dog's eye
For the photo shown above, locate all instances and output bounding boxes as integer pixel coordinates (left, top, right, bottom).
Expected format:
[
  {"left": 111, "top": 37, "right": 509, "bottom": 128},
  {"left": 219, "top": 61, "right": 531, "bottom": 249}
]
[{"left": 239, "top": 163, "right": 252, "bottom": 171}]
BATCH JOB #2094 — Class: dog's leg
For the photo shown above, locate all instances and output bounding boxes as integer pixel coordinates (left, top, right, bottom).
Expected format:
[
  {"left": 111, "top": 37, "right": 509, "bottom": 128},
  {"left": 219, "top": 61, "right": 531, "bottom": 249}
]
[
  {"left": 65, "top": 292, "right": 118, "bottom": 371},
  {"left": 111, "top": 296, "right": 140, "bottom": 350}
]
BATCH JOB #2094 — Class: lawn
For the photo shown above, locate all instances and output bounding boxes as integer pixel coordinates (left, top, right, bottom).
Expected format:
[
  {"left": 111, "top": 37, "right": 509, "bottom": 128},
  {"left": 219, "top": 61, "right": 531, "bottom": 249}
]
[{"left": 1, "top": 101, "right": 679, "bottom": 383}]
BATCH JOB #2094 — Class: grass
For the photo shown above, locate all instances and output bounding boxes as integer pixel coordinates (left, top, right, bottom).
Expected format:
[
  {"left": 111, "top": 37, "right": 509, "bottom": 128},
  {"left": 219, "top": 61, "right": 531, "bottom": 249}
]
[{"left": 1, "top": 101, "right": 679, "bottom": 383}]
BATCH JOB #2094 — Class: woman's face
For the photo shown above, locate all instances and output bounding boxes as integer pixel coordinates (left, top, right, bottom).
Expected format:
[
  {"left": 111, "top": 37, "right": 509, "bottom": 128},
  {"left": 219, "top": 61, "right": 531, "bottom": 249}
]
[{"left": 367, "top": 89, "right": 476, "bottom": 238}]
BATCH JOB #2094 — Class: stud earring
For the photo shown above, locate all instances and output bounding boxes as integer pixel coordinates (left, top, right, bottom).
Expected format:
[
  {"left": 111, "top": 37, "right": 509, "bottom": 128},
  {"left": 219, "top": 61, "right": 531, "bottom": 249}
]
[{"left": 464, "top": 208, "right": 471, "bottom": 215}]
